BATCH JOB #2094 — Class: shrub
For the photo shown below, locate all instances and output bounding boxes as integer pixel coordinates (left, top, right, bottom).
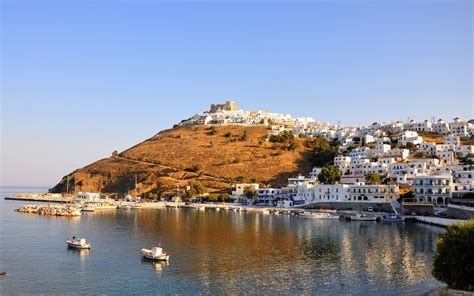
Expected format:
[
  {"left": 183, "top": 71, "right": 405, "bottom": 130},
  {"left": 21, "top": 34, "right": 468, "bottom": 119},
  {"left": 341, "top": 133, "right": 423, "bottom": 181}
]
[
  {"left": 433, "top": 220, "right": 474, "bottom": 291},
  {"left": 187, "top": 164, "right": 202, "bottom": 173},
  {"left": 224, "top": 132, "right": 233, "bottom": 138},
  {"left": 209, "top": 128, "right": 218, "bottom": 135},
  {"left": 241, "top": 130, "right": 248, "bottom": 141}
]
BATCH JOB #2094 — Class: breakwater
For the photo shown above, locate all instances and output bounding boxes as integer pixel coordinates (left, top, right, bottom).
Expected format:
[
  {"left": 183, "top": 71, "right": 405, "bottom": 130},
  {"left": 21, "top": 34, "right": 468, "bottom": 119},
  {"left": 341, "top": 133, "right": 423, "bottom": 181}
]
[{"left": 15, "top": 204, "right": 81, "bottom": 217}]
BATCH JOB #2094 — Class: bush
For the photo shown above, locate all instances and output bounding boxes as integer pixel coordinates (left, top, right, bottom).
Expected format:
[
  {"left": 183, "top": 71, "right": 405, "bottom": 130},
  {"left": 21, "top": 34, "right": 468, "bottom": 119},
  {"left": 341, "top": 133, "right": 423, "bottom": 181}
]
[
  {"left": 433, "top": 220, "right": 474, "bottom": 291},
  {"left": 209, "top": 128, "right": 218, "bottom": 135},
  {"left": 224, "top": 132, "right": 233, "bottom": 138},
  {"left": 241, "top": 130, "right": 248, "bottom": 141},
  {"left": 187, "top": 164, "right": 202, "bottom": 173}
]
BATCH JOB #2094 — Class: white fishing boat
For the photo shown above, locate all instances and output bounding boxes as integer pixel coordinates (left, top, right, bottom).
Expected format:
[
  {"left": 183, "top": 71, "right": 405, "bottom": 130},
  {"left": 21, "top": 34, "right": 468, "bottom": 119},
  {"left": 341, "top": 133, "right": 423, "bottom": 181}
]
[
  {"left": 299, "top": 211, "right": 339, "bottom": 220},
  {"left": 351, "top": 213, "right": 379, "bottom": 221},
  {"left": 67, "top": 237, "right": 91, "bottom": 249},
  {"left": 82, "top": 205, "right": 95, "bottom": 212},
  {"left": 141, "top": 246, "right": 170, "bottom": 261}
]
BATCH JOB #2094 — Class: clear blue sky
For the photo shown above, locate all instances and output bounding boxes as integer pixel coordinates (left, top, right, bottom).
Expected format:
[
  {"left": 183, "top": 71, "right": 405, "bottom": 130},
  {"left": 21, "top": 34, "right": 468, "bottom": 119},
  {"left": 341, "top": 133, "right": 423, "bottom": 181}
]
[{"left": 1, "top": 0, "right": 472, "bottom": 187}]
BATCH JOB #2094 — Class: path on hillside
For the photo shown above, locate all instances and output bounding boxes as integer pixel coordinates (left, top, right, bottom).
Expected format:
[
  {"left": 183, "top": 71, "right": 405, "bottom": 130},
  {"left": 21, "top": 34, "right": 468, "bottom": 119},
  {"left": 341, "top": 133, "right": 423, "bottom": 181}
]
[{"left": 111, "top": 155, "right": 234, "bottom": 183}]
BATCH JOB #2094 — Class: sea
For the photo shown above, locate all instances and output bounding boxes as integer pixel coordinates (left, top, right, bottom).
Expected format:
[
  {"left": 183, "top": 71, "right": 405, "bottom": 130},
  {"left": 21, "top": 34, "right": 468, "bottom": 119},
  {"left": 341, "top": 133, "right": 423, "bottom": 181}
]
[{"left": 0, "top": 187, "right": 445, "bottom": 295}]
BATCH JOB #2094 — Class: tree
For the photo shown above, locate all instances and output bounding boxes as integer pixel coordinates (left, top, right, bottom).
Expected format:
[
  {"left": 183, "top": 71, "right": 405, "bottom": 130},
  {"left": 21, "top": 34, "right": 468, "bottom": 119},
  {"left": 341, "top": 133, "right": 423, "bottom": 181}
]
[
  {"left": 365, "top": 173, "right": 381, "bottom": 185},
  {"left": 192, "top": 182, "right": 207, "bottom": 196},
  {"left": 243, "top": 186, "right": 257, "bottom": 199},
  {"left": 433, "top": 220, "right": 474, "bottom": 291},
  {"left": 318, "top": 166, "right": 341, "bottom": 184},
  {"left": 406, "top": 142, "right": 415, "bottom": 148},
  {"left": 307, "top": 137, "right": 339, "bottom": 166}
]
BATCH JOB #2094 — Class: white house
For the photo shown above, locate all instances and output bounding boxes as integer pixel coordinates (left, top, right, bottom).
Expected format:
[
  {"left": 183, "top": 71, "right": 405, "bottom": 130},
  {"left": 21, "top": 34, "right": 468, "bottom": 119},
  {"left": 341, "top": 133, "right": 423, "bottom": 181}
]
[
  {"left": 348, "top": 184, "right": 398, "bottom": 202},
  {"left": 305, "top": 184, "right": 351, "bottom": 203},
  {"left": 386, "top": 148, "right": 410, "bottom": 160},
  {"left": 232, "top": 183, "right": 259, "bottom": 196},
  {"left": 349, "top": 147, "right": 371, "bottom": 159},
  {"left": 341, "top": 174, "right": 366, "bottom": 185},
  {"left": 433, "top": 119, "right": 450, "bottom": 134},
  {"left": 443, "top": 135, "right": 460, "bottom": 145},
  {"left": 399, "top": 131, "right": 423, "bottom": 146},
  {"left": 413, "top": 175, "right": 453, "bottom": 206},
  {"left": 450, "top": 118, "right": 472, "bottom": 137}
]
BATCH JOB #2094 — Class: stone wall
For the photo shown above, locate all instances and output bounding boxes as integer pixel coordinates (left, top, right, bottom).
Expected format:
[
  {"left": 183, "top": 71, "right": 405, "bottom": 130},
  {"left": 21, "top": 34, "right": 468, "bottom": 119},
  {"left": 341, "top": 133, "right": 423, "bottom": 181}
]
[
  {"left": 402, "top": 204, "right": 434, "bottom": 215},
  {"left": 304, "top": 201, "right": 394, "bottom": 212},
  {"left": 447, "top": 204, "right": 474, "bottom": 219}
]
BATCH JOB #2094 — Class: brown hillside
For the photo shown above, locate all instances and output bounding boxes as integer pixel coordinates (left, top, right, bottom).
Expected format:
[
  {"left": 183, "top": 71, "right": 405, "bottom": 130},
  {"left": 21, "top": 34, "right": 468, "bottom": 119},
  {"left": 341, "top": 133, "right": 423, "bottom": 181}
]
[{"left": 50, "top": 125, "right": 315, "bottom": 197}]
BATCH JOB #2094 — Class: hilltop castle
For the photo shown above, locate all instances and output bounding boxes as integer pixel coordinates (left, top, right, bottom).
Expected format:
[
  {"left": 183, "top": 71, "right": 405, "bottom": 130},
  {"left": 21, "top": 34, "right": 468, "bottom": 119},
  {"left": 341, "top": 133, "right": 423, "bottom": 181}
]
[{"left": 209, "top": 101, "right": 238, "bottom": 113}]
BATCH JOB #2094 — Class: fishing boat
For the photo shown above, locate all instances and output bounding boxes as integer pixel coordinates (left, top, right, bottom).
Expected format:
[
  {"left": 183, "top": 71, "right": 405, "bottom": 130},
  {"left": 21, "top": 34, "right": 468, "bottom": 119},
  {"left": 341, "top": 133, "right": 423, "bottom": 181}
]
[
  {"left": 67, "top": 237, "right": 91, "bottom": 249},
  {"left": 382, "top": 214, "right": 403, "bottom": 222},
  {"left": 141, "top": 245, "right": 170, "bottom": 261},
  {"left": 350, "top": 213, "right": 379, "bottom": 221},
  {"left": 82, "top": 205, "right": 96, "bottom": 212},
  {"left": 299, "top": 211, "right": 339, "bottom": 220}
]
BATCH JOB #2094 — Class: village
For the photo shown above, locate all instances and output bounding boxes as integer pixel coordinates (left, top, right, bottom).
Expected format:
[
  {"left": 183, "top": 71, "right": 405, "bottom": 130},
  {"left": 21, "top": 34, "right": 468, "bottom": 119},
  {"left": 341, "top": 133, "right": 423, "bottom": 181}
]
[{"left": 175, "top": 101, "right": 474, "bottom": 219}]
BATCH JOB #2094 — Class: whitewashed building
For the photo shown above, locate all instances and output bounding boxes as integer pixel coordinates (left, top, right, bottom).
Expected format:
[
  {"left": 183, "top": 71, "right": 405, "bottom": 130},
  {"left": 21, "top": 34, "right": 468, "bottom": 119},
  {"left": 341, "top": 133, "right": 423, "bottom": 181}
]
[{"left": 413, "top": 175, "right": 453, "bottom": 205}]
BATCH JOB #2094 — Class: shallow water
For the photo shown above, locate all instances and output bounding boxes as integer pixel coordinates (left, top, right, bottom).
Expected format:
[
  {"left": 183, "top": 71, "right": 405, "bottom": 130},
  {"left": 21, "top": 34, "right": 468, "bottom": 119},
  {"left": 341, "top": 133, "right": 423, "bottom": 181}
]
[{"left": 0, "top": 187, "right": 444, "bottom": 295}]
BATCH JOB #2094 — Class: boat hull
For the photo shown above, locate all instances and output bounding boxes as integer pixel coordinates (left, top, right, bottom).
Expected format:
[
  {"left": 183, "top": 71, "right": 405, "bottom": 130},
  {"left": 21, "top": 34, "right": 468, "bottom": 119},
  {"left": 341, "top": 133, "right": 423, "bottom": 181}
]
[
  {"left": 142, "top": 252, "right": 170, "bottom": 261},
  {"left": 67, "top": 241, "right": 91, "bottom": 249}
]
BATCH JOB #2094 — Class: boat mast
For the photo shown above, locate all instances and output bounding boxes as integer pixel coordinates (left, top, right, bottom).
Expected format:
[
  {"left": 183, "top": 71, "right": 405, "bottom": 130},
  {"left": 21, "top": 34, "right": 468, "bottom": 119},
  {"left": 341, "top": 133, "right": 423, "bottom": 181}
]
[{"left": 135, "top": 174, "right": 138, "bottom": 198}]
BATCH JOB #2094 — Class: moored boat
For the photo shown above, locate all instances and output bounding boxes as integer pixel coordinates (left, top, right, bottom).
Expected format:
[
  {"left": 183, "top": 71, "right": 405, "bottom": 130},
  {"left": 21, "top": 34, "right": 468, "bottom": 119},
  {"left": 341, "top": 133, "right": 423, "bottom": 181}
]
[
  {"left": 82, "top": 205, "right": 95, "bottom": 212},
  {"left": 67, "top": 237, "right": 91, "bottom": 249},
  {"left": 298, "top": 211, "right": 339, "bottom": 220},
  {"left": 141, "top": 246, "right": 170, "bottom": 261},
  {"left": 350, "top": 213, "right": 379, "bottom": 221},
  {"left": 382, "top": 214, "right": 403, "bottom": 222}
]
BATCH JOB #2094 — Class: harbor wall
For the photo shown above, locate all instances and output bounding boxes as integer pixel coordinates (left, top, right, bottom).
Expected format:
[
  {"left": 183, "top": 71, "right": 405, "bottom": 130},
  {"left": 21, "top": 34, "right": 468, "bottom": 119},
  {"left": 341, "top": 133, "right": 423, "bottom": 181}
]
[
  {"left": 303, "top": 201, "right": 394, "bottom": 212},
  {"left": 447, "top": 204, "right": 474, "bottom": 220}
]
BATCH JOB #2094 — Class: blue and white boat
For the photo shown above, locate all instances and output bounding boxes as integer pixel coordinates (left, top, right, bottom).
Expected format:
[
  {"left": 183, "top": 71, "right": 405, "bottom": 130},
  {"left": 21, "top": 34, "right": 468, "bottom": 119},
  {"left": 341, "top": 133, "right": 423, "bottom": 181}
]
[{"left": 382, "top": 214, "right": 403, "bottom": 222}]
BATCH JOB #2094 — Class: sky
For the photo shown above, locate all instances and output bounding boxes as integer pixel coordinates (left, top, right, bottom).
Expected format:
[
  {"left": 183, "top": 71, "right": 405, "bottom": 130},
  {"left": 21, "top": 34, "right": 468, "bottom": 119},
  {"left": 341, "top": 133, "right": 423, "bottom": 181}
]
[{"left": 1, "top": 0, "right": 472, "bottom": 187}]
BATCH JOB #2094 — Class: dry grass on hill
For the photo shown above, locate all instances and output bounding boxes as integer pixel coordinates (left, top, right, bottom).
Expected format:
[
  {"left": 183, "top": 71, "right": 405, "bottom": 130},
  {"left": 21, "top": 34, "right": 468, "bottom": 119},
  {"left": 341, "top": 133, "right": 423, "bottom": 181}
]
[{"left": 51, "top": 125, "right": 315, "bottom": 197}]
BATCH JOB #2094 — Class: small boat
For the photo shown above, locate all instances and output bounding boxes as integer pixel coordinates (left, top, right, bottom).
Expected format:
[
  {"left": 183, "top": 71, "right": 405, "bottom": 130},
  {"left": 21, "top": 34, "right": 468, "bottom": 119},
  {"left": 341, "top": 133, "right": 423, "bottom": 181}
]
[
  {"left": 82, "top": 205, "right": 96, "bottom": 212},
  {"left": 382, "top": 214, "right": 403, "bottom": 222},
  {"left": 67, "top": 237, "right": 91, "bottom": 249},
  {"left": 350, "top": 213, "right": 379, "bottom": 221},
  {"left": 215, "top": 208, "right": 220, "bottom": 212},
  {"left": 199, "top": 206, "right": 206, "bottom": 211},
  {"left": 141, "top": 246, "right": 170, "bottom": 261},
  {"left": 299, "top": 211, "right": 339, "bottom": 220}
]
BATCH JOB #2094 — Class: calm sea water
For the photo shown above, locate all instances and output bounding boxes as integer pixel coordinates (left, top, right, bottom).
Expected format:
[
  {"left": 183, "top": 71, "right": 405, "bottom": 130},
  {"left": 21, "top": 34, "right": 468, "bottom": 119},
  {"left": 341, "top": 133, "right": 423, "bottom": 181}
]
[{"left": 0, "top": 187, "right": 445, "bottom": 295}]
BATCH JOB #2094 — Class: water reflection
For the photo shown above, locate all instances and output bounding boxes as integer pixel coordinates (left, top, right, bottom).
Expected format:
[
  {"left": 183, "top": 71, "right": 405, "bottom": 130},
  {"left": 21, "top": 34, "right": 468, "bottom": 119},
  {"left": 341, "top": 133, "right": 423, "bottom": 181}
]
[{"left": 1, "top": 201, "right": 444, "bottom": 295}]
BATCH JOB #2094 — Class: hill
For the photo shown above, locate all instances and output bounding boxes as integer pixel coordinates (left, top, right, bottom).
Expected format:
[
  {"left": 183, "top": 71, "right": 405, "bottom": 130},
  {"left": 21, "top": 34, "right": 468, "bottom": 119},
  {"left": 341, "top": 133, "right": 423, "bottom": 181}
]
[{"left": 50, "top": 125, "right": 317, "bottom": 198}]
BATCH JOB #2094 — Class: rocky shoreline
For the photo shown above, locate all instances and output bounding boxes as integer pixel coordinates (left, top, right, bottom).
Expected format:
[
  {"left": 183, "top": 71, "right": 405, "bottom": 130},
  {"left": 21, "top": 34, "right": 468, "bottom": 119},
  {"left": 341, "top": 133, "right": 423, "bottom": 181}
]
[{"left": 15, "top": 204, "right": 81, "bottom": 217}]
